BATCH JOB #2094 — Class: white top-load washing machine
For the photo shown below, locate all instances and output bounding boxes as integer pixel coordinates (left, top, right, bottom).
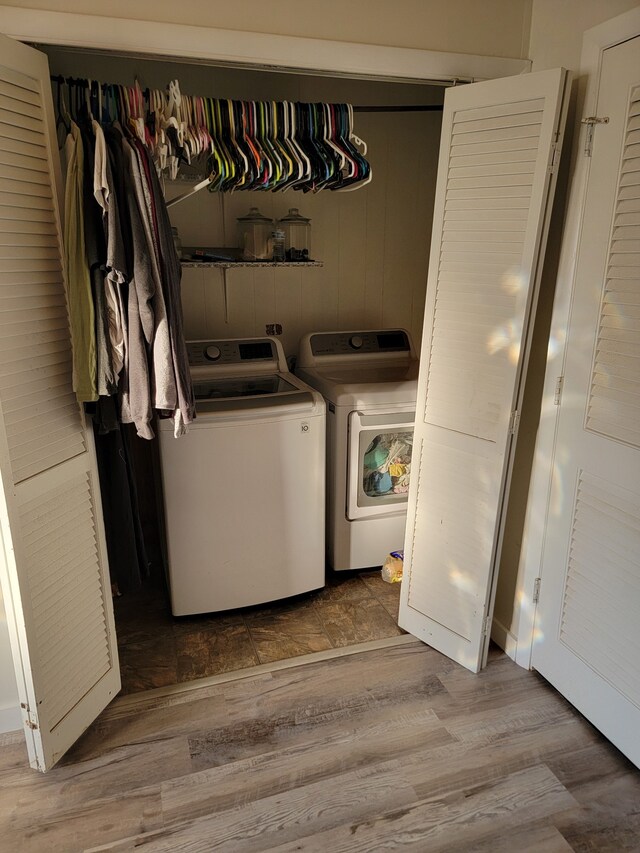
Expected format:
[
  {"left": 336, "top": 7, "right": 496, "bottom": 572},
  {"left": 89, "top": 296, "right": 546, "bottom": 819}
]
[
  {"left": 297, "top": 329, "right": 418, "bottom": 571},
  {"left": 159, "top": 337, "right": 326, "bottom": 616}
]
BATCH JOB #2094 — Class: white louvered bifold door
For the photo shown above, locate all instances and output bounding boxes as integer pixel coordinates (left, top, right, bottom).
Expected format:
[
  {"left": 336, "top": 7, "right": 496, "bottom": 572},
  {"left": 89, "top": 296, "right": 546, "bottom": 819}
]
[
  {"left": 532, "top": 36, "right": 640, "bottom": 769},
  {"left": 398, "top": 68, "right": 570, "bottom": 673},
  {"left": 0, "top": 33, "right": 119, "bottom": 772}
]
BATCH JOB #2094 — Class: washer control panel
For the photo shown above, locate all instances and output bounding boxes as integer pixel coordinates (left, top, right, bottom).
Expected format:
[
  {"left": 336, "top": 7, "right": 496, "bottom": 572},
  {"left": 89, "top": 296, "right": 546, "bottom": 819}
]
[
  {"left": 187, "top": 338, "right": 276, "bottom": 366},
  {"left": 205, "top": 345, "right": 221, "bottom": 361},
  {"left": 310, "top": 330, "right": 410, "bottom": 357}
]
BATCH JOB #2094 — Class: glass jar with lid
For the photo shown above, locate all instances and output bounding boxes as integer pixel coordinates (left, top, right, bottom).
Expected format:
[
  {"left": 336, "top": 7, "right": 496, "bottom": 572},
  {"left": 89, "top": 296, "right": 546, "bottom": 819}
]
[
  {"left": 237, "top": 207, "right": 274, "bottom": 261},
  {"left": 277, "top": 208, "right": 311, "bottom": 261}
]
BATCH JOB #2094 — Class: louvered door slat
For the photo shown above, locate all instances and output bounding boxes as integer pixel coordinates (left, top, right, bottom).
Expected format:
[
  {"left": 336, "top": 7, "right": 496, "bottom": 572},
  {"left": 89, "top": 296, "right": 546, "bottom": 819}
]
[
  {"left": 566, "top": 562, "right": 640, "bottom": 620},
  {"left": 0, "top": 135, "right": 45, "bottom": 160},
  {"left": 14, "top": 432, "right": 85, "bottom": 479},
  {"left": 24, "top": 482, "right": 94, "bottom": 541},
  {"left": 446, "top": 186, "right": 533, "bottom": 201},
  {"left": 565, "top": 576, "right": 640, "bottom": 633},
  {"left": 451, "top": 126, "right": 541, "bottom": 148},
  {"left": 0, "top": 149, "right": 48, "bottom": 173},
  {"left": 30, "top": 526, "right": 97, "bottom": 580},
  {"left": 0, "top": 162, "right": 49, "bottom": 184},
  {"left": 0, "top": 364, "right": 73, "bottom": 399},
  {"left": 11, "top": 416, "right": 86, "bottom": 456},
  {"left": 38, "top": 593, "right": 104, "bottom": 658},
  {"left": 43, "top": 640, "right": 109, "bottom": 729},
  {"left": 0, "top": 333, "right": 69, "bottom": 363},
  {"left": 0, "top": 259, "right": 60, "bottom": 274},
  {"left": 0, "top": 94, "right": 42, "bottom": 121},
  {"left": 0, "top": 219, "right": 57, "bottom": 236},
  {"left": 0, "top": 106, "right": 44, "bottom": 132},
  {"left": 0, "top": 121, "right": 49, "bottom": 147},
  {"left": 20, "top": 468, "right": 111, "bottom": 733},
  {"left": 28, "top": 520, "right": 96, "bottom": 572},
  {"left": 0, "top": 233, "right": 58, "bottom": 249},
  {"left": 0, "top": 285, "right": 67, "bottom": 304},
  {"left": 0, "top": 75, "right": 40, "bottom": 102},
  {"left": 587, "top": 99, "right": 640, "bottom": 457},
  {"left": 9, "top": 402, "right": 80, "bottom": 447},
  {"left": 0, "top": 352, "right": 71, "bottom": 381},
  {"left": 0, "top": 176, "right": 51, "bottom": 197},
  {"left": 29, "top": 537, "right": 99, "bottom": 596},
  {"left": 42, "top": 631, "right": 109, "bottom": 710},
  {"left": 446, "top": 196, "right": 532, "bottom": 211},
  {"left": 561, "top": 617, "right": 640, "bottom": 694},
  {"left": 3, "top": 380, "right": 72, "bottom": 415},
  {"left": 444, "top": 215, "right": 529, "bottom": 228},
  {"left": 450, "top": 152, "right": 538, "bottom": 171},
  {"left": 619, "top": 185, "right": 640, "bottom": 201},
  {"left": 560, "top": 472, "right": 640, "bottom": 708},
  {"left": 0, "top": 307, "right": 68, "bottom": 331}
]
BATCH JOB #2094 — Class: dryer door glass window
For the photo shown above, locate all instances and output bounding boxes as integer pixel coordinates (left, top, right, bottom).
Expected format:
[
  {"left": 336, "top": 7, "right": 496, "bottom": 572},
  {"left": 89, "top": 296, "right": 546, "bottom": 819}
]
[
  {"left": 361, "top": 429, "right": 413, "bottom": 503},
  {"left": 347, "top": 411, "right": 415, "bottom": 520}
]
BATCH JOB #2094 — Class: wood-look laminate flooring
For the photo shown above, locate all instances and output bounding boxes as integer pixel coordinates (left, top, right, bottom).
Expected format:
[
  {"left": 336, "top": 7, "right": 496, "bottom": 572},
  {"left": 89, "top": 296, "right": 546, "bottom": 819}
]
[
  {"left": 1, "top": 642, "right": 638, "bottom": 852},
  {"left": 114, "top": 570, "right": 403, "bottom": 694}
]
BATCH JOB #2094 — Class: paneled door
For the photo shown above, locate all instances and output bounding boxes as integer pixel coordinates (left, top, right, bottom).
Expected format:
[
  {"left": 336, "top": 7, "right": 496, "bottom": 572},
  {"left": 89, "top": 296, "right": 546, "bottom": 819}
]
[
  {"left": 532, "top": 36, "right": 640, "bottom": 769},
  {"left": 399, "top": 68, "right": 570, "bottom": 672},
  {"left": 0, "top": 33, "right": 120, "bottom": 771}
]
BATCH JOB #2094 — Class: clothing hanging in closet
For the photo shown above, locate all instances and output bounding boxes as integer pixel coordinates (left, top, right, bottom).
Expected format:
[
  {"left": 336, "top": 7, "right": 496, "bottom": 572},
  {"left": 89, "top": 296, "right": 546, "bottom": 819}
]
[{"left": 58, "top": 79, "right": 195, "bottom": 439}]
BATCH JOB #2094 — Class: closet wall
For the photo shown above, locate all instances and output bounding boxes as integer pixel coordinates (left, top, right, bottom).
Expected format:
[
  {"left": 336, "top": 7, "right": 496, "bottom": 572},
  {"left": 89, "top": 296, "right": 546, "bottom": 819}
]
[
  {"left": 5, "top": 0, "right": 534, "bottom": 58},
  {"left": 43, "top": 48, "right": 443, "bottom": 355}
]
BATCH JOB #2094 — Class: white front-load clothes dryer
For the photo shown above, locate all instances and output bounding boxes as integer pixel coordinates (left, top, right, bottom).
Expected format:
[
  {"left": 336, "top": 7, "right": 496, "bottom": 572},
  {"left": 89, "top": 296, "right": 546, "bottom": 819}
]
[
  {"left": 296, "top": 329, "right": 418, "bottom": 571},
  {"left": 159, "top": 337, "right": 326, "bottom": 615}
]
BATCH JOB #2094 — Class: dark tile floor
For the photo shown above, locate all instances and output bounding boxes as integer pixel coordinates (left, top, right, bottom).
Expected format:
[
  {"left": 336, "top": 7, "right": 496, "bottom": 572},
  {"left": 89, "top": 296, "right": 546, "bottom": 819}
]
[{"left": 113, "top": 570, "right": 404, "bottom": 694}]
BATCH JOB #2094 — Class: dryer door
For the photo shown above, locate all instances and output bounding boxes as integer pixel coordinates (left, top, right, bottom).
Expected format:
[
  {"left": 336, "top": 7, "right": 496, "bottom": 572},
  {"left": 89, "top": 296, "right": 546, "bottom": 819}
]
[{"left": 347, "top": 410, "right": 415, "bottom": 520}]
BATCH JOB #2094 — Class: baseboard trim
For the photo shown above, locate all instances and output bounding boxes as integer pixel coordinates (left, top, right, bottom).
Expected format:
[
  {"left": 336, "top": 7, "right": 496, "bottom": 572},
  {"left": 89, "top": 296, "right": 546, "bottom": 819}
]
[
  {"left": 0, "top": 706, "right": 22, "bottom": 736},
  {"left": 491, "top": 618, "right": 517, "bottom": 661}
]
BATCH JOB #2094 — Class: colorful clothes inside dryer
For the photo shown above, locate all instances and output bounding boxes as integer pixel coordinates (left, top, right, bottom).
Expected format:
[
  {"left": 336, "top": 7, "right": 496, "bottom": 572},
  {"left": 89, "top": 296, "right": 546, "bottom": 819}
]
[{"left": 362, "top": 430, "right": 413, "bottom": 497}]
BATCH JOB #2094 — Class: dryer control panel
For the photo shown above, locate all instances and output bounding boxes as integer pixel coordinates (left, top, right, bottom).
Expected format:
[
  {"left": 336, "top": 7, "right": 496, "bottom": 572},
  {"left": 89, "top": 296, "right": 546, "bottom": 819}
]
[{"left": 309, "top": 330, "right": 410, "bottom": 357}]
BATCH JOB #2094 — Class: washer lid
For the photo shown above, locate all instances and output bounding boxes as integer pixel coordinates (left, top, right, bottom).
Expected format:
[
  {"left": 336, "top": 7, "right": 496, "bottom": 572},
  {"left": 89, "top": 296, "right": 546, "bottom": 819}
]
[
  {"left": 171, "top": 369, "right": 326, "bottom": 424},
  {"left": 193, "top": 373, "right": 298, "bottom": 402},
  {"left": 296, "top": 362, "right": 418, "bottom": 407}
]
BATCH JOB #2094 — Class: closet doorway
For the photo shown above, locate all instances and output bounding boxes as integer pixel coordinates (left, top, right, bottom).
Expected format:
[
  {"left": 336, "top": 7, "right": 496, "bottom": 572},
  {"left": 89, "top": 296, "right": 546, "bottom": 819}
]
[
  {"left": 42, "top": 45, "right": 445, "bottom": 696},
  {"left": 3, "top": 20, "right": 561, "bottom": 769}
]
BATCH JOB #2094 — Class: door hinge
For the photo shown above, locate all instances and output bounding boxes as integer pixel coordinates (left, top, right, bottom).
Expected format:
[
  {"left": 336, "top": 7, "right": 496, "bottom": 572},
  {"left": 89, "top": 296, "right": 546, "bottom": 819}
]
[
  {"left": 482, "top": 615, "right": 492, "bottom": 637},
  {"left": 581, "top": 116, "right": 609, "bottom": 157},
  {"left": 508, "top": 410, "right": 520, "bottom": 435},
  {"left": 533, "top": 577, "right": 542, "bottom": 605},
  {"left": 554, "top": 375, "right": 564, "bottom": 406},
  {"left": 21, "top": 702, "right": 38, "bottom": 731},
  {"left": 548, "top": 141, "right": 561, "bottom": 174}
]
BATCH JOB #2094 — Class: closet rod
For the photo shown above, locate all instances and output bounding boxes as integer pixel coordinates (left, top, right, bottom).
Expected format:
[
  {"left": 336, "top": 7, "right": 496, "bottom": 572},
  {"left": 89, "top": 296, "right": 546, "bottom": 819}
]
[
  {"left": 352, "top": 104, "right": 443, "bottom": 113},
  {"left": 49, "top": 78, "right": 445, "bottom": 113}
]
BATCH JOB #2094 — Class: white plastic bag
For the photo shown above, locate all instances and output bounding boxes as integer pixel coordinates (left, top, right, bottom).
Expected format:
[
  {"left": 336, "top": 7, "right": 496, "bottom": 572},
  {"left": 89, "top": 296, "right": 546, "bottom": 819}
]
[{"left": 381, "top": 550, "right": 403, "bottom": 583}]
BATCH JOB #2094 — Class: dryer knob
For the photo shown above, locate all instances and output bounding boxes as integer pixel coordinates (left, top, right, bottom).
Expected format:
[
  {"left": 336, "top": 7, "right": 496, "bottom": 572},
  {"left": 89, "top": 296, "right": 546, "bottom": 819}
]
[
  {"left": 349, "top": 335, "right": 364, "bottom": 350},
  {"left": 205, "top": 345, "right": 222, "bottom": 361}
]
